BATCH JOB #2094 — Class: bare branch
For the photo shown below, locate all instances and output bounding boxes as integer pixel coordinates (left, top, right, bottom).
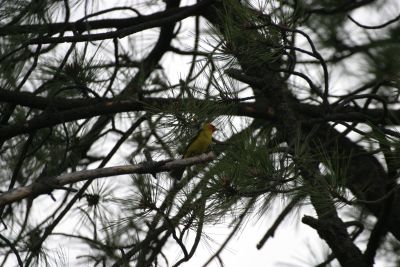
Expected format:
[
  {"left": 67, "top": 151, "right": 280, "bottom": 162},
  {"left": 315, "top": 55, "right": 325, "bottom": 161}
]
[
  {"left": 348, "top": 13, "right": 400, "bottom": 29},
  {"left": 0, "top": 152, "right": 215, "bottom": 207}
]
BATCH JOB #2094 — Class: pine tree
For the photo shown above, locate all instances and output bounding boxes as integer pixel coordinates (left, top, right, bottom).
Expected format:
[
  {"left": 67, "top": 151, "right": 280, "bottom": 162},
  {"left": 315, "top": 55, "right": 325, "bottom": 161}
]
[{"left": 0, "top": 0, "right": 400, "bottom": 266}]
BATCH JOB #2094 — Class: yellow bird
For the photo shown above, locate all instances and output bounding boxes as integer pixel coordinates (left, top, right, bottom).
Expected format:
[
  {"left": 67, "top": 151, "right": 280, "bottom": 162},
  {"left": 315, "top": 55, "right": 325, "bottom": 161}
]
[{"left": 170, "top": 123, "right": 217, "bottom": 180}]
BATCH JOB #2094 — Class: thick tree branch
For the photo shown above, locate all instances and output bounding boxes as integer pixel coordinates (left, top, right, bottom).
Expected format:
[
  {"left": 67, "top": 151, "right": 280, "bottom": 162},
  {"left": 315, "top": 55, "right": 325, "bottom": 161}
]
[
  {"left": 0, "top": 95, "right": 276, "bottom": 141},
  {"left": 2, "top": 86, "right": 399, "bottom": 141},
  {"left": 26, "top": 0, "right": 211, "bottom": 44},
  {"left": 1, "top": 86, "right": 396, "bottom": 120},
  {"left": 0, "top": 152, "right": 215, "bottom": 207},
  {"left": 302, "top": 215, "right": 368, "bottom": 267},
  {"left": 0, "top": 1, "right": 212, "bottom": 38}
]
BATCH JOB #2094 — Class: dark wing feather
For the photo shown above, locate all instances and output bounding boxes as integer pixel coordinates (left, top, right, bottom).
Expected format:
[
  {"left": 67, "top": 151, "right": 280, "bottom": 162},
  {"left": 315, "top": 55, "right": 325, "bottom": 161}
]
[
  {"left": 182, "top": 128, "right": 202, "bottom": 158},
  {"left": 170, "top": 127, "right": 202, "bottom": 180}
]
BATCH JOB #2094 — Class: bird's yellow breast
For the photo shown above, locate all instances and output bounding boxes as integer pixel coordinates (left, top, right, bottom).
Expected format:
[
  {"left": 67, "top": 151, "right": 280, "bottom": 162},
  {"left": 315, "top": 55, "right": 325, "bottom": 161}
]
[{"left": 184, "top": 129, "right": 213, "bottom": 158}]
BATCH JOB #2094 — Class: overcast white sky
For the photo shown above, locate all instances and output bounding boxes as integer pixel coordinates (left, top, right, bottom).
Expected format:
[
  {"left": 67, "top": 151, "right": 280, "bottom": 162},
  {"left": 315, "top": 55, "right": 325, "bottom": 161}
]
[{"left": 6, "top": 0, "right": 400, "bottom": 266}]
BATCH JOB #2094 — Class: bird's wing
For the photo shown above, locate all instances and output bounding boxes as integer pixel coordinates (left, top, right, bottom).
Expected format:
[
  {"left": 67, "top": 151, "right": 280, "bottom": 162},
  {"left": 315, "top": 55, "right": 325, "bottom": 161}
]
[
  {"left": 170, "top": 128, "right": 202, "bottom": 180},
  {"left": 182, "top": 128, "right": 202, "bottom": 158}
]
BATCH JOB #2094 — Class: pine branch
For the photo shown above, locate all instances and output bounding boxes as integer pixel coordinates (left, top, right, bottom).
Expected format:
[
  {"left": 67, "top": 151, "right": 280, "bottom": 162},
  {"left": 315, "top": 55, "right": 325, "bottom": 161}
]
[
  {"left": 1, "top": 87, "right": 398, "bottom": 142},
  {"left": 302, "top": 215, "right": 368, "bottom": 267},
  {"left": 0, "top": 1, "right": 212, "bottom": 38},
  {"left": 0, "top": 152, "right": 215, "bottom": 207}
]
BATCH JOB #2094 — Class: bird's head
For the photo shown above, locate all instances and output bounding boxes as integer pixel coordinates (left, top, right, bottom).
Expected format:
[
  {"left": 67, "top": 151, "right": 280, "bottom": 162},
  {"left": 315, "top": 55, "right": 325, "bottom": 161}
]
[{"left": 204, "top": 123, "right": 217, "bottom": 133}]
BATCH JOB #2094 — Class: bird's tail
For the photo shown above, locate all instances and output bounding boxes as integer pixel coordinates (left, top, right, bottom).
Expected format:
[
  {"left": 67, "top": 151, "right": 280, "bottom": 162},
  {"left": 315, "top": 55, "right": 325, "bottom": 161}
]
[{"left": 170, "top": 167, "right": 185, "bottom": 180}]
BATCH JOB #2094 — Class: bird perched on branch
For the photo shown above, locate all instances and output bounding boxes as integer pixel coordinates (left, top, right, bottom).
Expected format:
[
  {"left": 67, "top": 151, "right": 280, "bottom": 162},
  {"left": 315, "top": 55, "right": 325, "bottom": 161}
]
[{"left": 170, "top": 122, "right": 217, "bottom": 180}]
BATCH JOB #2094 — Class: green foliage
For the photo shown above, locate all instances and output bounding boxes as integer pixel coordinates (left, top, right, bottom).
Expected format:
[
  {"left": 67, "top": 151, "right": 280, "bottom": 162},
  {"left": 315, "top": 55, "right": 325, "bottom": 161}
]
[
  {"left": 366, "top": 44, "right": 400, "bottom": 81},
  {"left": 1, "top": 0, "right": 64, "bottom": 24},
  {"left": 1, "top": 0, "right": 400, "bottom": 266},
  {"left": 39, "top": 50, "right": 101, "bottom": 98},
  {"left": 213, "top": 0, "right": 284, "bottom": 70}
]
